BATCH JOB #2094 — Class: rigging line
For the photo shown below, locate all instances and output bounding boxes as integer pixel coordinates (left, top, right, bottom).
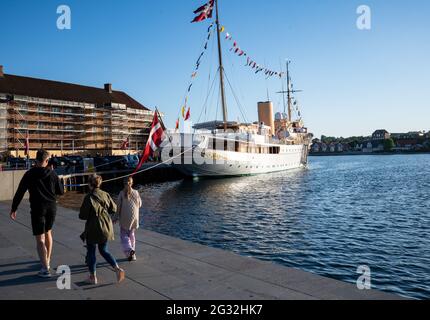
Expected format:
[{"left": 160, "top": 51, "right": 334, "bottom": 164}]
[
  {"left": 224, "top": 49, "right": 246, "bottom": 113},
  {"left": 205, "top": 31, "right": 217, "bottom": 122},
  {"left": 224, "top": 72, "right": 247, "bottom": 124},
  {"left": 62, "top": 146, "right": 196, "bottom": 188},
  {"left": 264, "top": 58, "right": 270, "bottom": 101},
  {"left": 197, "top": 36, "right": 213, "bottom": 118},
  {"left": 224, "top": 47, "right": 248, "bottom": 110},
  {"left": 223, "top": 51, "right": 250, "bottom": 124},
  {"left": 206, "top": 71, "right": 219, "bottom": 122},
  {"left": 196, "top": 71, "right": 219, "bottom": 125},
  {"left": 177, "top": 25, "right": 215, "bottom": 119},
  {"left": 198, "top": 31, "right": 216, "bottom": 125},
  {"left": 223, "top": 72, "right": 249, "bottom": 124},
  {"left": 204, "top": 71, "right": 219, "bottom": 123},
  {"left": 215, "top": 79, "right": 220, "bottom": 122}
]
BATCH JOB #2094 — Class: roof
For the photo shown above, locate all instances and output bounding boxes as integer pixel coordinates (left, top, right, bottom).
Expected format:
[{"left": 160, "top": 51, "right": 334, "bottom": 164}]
[
  {"left": 373, "top": 129, "right": 389, "bottom": 135},
  {"left": 0, "top": 73, "right": 149, "bottom": 110},
  {"left": 193, "top": 121, "right": 242, "bottom": 130}
]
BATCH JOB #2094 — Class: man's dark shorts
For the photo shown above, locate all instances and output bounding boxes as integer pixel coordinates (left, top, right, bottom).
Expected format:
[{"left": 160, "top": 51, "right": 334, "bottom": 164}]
[{"left": 31, "top": 203, "right": 57, "bottom": 236}]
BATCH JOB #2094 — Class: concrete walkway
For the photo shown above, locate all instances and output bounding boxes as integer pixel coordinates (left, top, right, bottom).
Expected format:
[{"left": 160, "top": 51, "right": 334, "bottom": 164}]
[{"left": 0, "top": 200, "right": 403, "bottom": 300}]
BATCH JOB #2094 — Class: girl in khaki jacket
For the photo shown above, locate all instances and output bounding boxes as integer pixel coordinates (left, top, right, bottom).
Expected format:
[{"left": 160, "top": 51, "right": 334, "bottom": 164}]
[{"left": 116, "top": 177, "right": 142, "bottom": 261}]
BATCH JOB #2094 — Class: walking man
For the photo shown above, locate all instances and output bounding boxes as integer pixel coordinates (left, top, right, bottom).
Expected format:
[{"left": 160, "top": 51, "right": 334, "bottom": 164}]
[{"left": 10, "top": 149, "right": 64, "bottom": 277}]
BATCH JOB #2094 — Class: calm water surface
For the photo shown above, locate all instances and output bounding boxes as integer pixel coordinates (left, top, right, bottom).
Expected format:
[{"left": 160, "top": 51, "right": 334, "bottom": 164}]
[{"left": 140, "top": 155, "right": 430, "bottom": 299}]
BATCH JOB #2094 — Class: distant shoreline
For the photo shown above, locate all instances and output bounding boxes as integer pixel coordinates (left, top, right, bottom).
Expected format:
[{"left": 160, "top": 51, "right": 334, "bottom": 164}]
[{"left": 309, "top": 151, "right": 430, "bottom": 157}]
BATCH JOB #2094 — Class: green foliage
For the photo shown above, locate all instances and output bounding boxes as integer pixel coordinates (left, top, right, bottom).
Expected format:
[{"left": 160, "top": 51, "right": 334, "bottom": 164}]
[
  {"left": 320, "top": 135, "right": 368, "bottom": 145},
  {"left": 384, "top": 139, "right": 395, "bottom": 151}
]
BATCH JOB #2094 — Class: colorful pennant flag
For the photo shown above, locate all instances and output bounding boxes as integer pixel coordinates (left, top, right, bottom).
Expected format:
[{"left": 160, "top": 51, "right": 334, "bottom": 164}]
[
  {"left": 192, "top": 0, "right": 214, "bottom": 23},
  {"left": 220, "top": 26, "right": 286, "bottom": 79},
  {"left": 185, "top": 107, "right": 191, "bottom": 121},
  {"left": 182, "top": 106, "right": 186, "bottom": 119}
]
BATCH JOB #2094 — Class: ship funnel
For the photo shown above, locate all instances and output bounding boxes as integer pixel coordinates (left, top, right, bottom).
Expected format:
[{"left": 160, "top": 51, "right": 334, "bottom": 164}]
[{"left": 258, "top": 101, "right": 275, "bottom": 135}]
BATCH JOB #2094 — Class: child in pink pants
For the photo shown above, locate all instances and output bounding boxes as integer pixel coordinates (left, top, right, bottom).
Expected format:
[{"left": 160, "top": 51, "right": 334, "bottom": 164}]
[{"left": 116, "top": 177, "right": 142, "bottom": 261}]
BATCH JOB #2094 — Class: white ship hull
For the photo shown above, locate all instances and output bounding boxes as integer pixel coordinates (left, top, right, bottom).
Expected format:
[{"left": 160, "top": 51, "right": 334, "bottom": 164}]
[{"left": 173, "top": 144, "right": 308, "bottom": 178}]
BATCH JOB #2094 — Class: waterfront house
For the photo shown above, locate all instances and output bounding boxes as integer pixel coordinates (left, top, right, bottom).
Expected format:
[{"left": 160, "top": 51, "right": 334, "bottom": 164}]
[
  {"left": 311, "top": 143, "right": 320, "bottom": 153},
  {"left": 395, "top": 139, "right": 417, "bottom": 151},
  {"left": 355, "top": 143, "right": 363, "bottom": 152},
  {"left": 372, "top": 141, "right": 384, "bottom": 152},
  {"left": 343, "top": 143, "right": 351, "bottom": 152},
  {"left": 336, "top": 143, "right": 344, "bottom": 153},
  {"left": 362, "top": 141, "right": 373, "bottom": 153},
  {"left": 392, "top": 132, "right": 420, "bottom": 140},
  {"left": 321, "top": 143, "right": 328, "bottom": 153},
  {"left": 361, "top": 141, "right": 384, "bottom": 153},
  {"left": 372, "top": 129, "right": 391, "bottom": 141}
]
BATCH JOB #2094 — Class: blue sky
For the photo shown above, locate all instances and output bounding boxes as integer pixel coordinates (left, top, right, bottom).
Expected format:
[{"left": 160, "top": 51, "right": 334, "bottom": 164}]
[{"left": 1, "top": 0, "right": 429, "bottom": 138}]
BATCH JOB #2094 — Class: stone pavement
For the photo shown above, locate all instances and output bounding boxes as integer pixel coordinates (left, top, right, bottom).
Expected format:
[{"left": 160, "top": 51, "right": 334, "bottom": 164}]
[{"left": 0, "top": 200, "right": 404, "bottom": 300}]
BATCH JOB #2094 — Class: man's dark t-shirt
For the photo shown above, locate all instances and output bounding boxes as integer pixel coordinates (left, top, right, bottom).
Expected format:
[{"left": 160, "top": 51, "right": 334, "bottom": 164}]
[{"left": 12, "top": 167, "right": 64, "bottom": 213}]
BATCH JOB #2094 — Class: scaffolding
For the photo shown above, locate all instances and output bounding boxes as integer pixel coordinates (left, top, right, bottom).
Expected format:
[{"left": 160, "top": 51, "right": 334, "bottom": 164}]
[{"left": 2, "top": 95, "right": 153, "bottom": 157}]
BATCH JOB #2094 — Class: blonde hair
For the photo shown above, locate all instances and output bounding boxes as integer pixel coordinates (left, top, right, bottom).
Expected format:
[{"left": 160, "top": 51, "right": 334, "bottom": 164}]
[
  {"left": 88, "top": 174, "right": 103, "bottom": 190},
  {"left": 124, "top": 177, "right": 133, "bottom": 200}
]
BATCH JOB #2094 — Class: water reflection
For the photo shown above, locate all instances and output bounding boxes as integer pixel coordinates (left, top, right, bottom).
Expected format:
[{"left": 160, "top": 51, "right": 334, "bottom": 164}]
[{"left": 140, "top": 154, "right": 430, "bottom": 299}]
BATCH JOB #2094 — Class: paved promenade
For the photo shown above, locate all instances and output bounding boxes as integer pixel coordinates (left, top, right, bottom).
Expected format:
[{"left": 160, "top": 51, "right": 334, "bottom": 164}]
[{"left": 0, "top": 200, "right": 403, "bottom": 300}]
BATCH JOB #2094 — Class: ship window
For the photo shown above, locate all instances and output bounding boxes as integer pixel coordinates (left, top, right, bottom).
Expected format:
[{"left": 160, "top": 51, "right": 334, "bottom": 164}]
[{"left": 207, "top": 138, "right": 236, "bottom": 152}]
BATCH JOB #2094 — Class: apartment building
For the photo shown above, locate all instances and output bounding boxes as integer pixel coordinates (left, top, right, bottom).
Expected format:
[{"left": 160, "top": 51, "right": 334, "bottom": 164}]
[{"left": 0, "top": 65, "right": 154, "bottom": 157}]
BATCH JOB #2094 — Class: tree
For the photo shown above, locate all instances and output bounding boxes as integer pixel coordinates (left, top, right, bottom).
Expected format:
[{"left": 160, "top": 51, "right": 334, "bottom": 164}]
[{"left": 384, "top": 138, "right": 395, "bottom": 152}]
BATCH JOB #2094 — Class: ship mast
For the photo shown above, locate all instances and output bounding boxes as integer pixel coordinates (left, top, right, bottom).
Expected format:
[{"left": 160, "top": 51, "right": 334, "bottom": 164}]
[
  {"left": 286, "top": 61, "right": 292, "bottom": 122},
  {"left": 277, "top": 60, "right": 302, "bottom": 123},
  {"left": 215, "top": 0, "right": 228, "bottom": 131}
]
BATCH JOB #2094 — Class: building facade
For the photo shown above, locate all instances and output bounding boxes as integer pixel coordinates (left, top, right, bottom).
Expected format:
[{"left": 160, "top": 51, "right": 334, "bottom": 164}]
[
  {"left": 372, "top": 130, "right": 391, "bottom": 141},
  {"left": 0, "top": 66, "right": 154, "bottom": 157}
]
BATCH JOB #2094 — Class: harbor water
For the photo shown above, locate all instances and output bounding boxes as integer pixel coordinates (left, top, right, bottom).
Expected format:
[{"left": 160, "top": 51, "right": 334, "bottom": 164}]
[{"left": 140, "top": 154, "right": 430, "bottom": 299}]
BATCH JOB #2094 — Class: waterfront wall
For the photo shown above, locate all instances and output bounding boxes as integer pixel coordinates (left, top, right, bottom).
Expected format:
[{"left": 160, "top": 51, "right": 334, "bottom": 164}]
[
  {"left": 0, "top": 165, "right": 184, "bottom": 200},
  {"left": 0, "top": 170, "right": 28, "bottom": 201}
]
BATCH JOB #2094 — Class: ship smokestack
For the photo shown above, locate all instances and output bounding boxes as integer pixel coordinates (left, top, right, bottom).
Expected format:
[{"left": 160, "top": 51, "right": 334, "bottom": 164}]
[
  {"left": 258, "top": 101, "right": 275, "bottom": 135},
  {"left": 0, "top": 65, "right": 4, "bottom": 78}
]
